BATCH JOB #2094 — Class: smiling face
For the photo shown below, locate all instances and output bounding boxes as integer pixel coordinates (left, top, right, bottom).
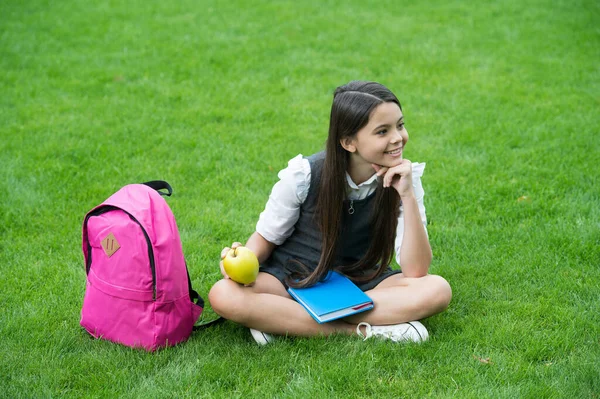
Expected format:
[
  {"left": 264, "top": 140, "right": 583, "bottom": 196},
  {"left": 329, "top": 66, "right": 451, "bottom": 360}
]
[{"left": 341, "top": 101, "right": 409, "bottom": 175}]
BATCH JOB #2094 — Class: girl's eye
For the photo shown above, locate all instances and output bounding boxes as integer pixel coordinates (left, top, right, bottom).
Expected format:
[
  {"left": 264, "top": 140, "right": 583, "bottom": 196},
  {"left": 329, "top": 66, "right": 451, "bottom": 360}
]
[
  {"left": 377, "top": 129, "right": 387, "bottom": 135},
  {"left": 398, "top": 123, "right": 405, "bottom": 130}
]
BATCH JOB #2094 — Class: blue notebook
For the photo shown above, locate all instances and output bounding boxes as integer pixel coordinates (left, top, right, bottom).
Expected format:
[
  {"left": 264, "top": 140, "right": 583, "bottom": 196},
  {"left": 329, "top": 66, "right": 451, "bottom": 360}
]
[{"left": 287, "top": 271, "right": 374, "bottom": 323}]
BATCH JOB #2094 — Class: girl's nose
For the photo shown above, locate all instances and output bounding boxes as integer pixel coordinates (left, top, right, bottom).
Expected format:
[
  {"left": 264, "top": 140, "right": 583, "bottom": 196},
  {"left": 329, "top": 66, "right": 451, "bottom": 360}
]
[{"left": 391, "top": 128, "right": 403, "bottom": 144}]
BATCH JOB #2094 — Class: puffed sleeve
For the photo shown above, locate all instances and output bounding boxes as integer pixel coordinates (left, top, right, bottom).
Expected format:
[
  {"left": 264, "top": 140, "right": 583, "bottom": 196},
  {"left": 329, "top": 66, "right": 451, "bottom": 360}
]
[
  {"left": 256, "top": 154, "right": 311, "bottom": 245},
  {"left": 394, "top": 162, "right": 428, "bottom": 265}
]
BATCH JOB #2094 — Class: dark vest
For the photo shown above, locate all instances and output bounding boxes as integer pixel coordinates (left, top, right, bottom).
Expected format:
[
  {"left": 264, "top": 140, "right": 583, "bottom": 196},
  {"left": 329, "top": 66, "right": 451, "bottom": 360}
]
[{"left": 261, "top": 151, "right": 376, "bottom": 277}]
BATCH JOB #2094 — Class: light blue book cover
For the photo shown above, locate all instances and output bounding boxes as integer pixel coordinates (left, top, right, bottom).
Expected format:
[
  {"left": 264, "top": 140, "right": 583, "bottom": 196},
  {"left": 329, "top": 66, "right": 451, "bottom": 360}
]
[{"left": 288, "top": 271, "right": 374, "bottom": 323}]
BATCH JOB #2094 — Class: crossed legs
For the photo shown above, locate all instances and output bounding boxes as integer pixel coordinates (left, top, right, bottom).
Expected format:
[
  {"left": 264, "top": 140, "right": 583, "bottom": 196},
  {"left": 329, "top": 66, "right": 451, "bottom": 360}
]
[{"left": 208, "top": 271, "right": 451, "bottom": 337}]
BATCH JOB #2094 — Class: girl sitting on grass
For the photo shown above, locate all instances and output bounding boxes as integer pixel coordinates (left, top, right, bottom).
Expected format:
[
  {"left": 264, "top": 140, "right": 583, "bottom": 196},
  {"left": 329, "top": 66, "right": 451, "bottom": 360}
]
[{"left": 209, "top": 80, "right": 452, "bottom": 345}]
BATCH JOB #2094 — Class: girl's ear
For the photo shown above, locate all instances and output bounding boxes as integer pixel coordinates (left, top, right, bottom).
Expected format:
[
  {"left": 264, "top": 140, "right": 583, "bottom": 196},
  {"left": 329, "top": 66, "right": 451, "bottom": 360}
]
[{"left": 340, "top": 137, "right": 357, "bottom": 153}]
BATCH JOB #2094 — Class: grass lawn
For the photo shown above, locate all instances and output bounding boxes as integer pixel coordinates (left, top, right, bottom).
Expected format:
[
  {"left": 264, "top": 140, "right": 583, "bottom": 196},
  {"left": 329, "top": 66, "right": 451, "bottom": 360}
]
[{"left": 1, "top": 0, "right": 599, "bottom": 397}]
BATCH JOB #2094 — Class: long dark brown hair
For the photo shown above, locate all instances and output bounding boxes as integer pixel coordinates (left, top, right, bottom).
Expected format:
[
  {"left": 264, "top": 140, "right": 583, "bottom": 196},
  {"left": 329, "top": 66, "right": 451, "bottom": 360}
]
[{"left": 290, "top": 81, "right": 403, "bottom": 288}]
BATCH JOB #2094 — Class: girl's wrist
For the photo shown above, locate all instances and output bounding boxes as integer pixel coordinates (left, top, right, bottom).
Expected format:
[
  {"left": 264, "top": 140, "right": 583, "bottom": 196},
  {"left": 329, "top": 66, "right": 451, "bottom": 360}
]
[{"left": 398, "top": 190, "right": 416, "bottom": 200}]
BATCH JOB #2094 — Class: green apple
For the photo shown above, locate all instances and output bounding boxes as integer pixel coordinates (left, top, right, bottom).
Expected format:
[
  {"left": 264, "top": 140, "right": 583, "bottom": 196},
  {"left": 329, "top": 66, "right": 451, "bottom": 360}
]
[{"left": 223, "top": 246, "right": 259, "bottom": 285}]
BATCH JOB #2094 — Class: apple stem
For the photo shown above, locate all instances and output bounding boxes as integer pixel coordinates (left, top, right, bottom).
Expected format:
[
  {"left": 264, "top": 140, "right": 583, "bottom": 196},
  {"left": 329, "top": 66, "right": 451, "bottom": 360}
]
[{"left": 232, "top": 248, "right": 237, "bottom": 257}]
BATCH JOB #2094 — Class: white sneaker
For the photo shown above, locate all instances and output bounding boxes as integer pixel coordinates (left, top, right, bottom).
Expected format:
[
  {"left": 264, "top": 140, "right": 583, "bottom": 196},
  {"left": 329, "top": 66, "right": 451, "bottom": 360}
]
[
  {"left": 356, "top": 321, "right": 429, "bottom": 343},
  {"left": 250, "top": 328, "right": 275, "bottom": 345}
]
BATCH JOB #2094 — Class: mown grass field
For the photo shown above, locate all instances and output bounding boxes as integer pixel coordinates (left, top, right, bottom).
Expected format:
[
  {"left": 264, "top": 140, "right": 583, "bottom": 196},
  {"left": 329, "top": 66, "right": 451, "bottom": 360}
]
[{"left": 1, "top": 0, "right": 599, "bottom": 397}]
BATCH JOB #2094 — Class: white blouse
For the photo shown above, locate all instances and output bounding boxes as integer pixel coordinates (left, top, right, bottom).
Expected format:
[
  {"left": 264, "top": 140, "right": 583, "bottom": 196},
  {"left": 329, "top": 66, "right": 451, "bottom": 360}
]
[{"left": 256, "top": 154, "right": 428, "bottom": 266}]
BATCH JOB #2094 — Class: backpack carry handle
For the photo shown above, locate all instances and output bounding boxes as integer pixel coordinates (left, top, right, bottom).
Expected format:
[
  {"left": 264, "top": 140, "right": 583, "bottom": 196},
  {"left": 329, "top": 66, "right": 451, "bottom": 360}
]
[{"left": 143, "top": 180, "right": 173, "bottom": 196}]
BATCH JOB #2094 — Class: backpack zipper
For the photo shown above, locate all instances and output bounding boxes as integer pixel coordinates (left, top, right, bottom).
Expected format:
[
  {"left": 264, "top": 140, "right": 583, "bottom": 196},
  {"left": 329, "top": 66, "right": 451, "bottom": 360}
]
[{"left": 85, "top": 205, "right": 157, "bottom": 300}]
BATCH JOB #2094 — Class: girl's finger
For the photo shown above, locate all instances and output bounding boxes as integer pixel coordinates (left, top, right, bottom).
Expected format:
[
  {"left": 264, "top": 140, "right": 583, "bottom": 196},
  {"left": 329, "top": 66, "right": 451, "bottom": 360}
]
[
  {"left": 381, "top": 171, "right": 388, "bottom": 187},
  {"left": 383, "top": 165, "right": 405, "bottom": 187},
  {"left": 384, "top": 173, "right": 393, "bottom": 188},
  {"left": 372, "top": 164, "right": 388, "bottom": 177},
  {"left": 222, "top": 242, "right": 242, "bottom": 259},
  {"left": 219, "top": 260, "right": 230, "bottom": 279},
  {"left": 221, "top": 247, "right": 231, "bottom": 259}
]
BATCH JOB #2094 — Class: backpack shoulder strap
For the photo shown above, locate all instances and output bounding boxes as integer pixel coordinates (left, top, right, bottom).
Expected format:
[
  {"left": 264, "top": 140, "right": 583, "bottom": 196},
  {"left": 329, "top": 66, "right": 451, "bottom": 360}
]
[
  {"left": 190, "top": 285, "right": 225, "bottom": 330},
  {"left": 193, "top": 316, "right": 225, "bottom": 330},
  {"left": 186, "top": 265, "right": 225, "bottom": 330}
]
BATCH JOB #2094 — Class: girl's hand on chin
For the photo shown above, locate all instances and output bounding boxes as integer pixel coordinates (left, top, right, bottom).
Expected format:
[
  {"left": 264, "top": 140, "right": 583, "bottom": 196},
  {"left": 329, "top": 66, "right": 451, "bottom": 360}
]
[{"left": 372, "top": 160, "right": 414, "bottom": 198}]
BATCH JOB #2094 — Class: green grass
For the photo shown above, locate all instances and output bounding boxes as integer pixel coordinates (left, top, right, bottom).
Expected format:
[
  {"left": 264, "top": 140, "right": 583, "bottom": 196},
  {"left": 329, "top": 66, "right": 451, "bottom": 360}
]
[{"left": 1, "top": 0, "right": 599, "bottom": 397}]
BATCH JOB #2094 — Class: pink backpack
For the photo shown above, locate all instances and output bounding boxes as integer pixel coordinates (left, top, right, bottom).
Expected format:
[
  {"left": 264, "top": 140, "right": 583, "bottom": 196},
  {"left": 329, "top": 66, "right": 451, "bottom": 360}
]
[{"left": 81, "top": 181, "right": 217, "bottom": 351}]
